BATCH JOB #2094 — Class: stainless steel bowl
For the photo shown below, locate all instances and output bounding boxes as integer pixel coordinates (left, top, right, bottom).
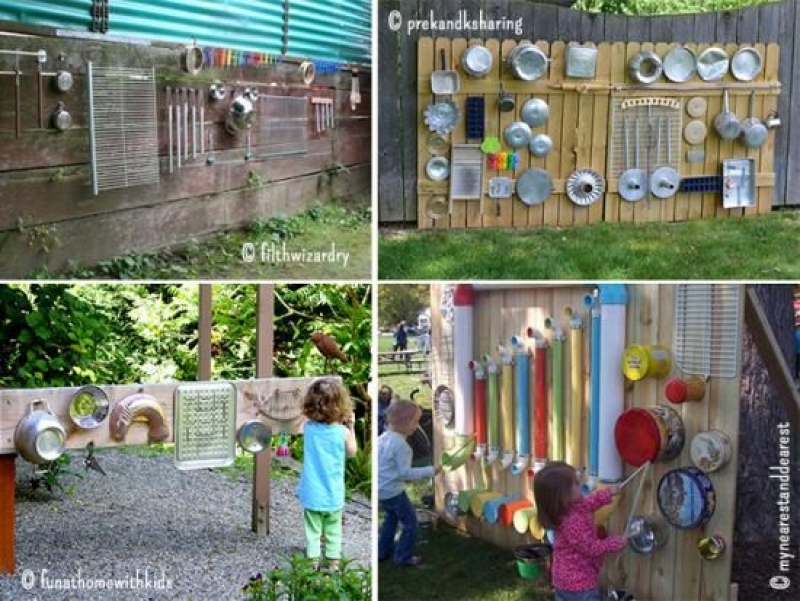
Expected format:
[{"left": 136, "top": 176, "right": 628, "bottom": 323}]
[
  {"left": 697, "top": 47, "right": 730, "bottom": 81},
  {"left": 529, "top": 134, "right": 553, "bottom": 157},
  {"left": 520, "top": 98, "right": 550, "bottom": 128},
  {"left": 237, "top": 420, "right": 273, "bottom": 454},
  {"left": 462, "top": 45, "right": 493, "bottom": 78},
  {"left": 663, "top": 46, "right": 696, "bottom": 83},
  {"left": 69, "top": 385, "right": 110, "bottom": 429},
  {"left": 504, "top": 122, "right": 532, "bottom": 149},
  {"left": 730, "top": 47, "right": 763, "bottom": 81},
  {"left": 508, "top": 44, "right": 549, "bottom": 81},
  {"left": 14, "top": 400, "right": 66, "bottom": 464},
  {"left": 426, "top": 156, "right": 450, "bottom": 181},
  {"left": 226, "top": 94, "right": 256, "bottom": 133}
]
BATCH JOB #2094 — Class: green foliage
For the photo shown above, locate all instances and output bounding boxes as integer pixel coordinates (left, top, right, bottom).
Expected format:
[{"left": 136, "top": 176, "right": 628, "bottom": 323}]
[
  {"left": 573, "top": 0, "right": 776, "bottom": 15},
  {"left": 378, "top": 284, "right": 429, "bottom": 327},
  {"left": 30, "top": 453, "right": 83, "bottom": 497},
  {"left": 345, "top": 444, "right": 372, "bottom": 498},
  {"left": 243, "top": 556, "right": 371, "bottom": 601}
]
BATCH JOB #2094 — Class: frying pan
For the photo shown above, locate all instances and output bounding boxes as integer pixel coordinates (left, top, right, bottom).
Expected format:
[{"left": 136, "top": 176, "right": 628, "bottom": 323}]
[
  {"left": 714, "top": 89, "right": 742, "bottom": 141},
  {"left": 741, "top": 91, "right": 768, "bottom": 149},
  {"left": 432, "top": 49, "right": 460, "bottom": 95},
  {"left": 424, "top": 50, "right": 460, "bottom": 135}
]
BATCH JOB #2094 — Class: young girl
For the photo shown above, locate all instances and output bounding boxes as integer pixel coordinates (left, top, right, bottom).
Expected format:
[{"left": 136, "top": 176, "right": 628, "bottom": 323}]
[
  {"left": 378, "top": 399, "right": 441, "bottom": 566},
  {"left": 533, "top": 461, "right": 627, "bottom": 601},
  {"left": 297, "top": 378, "right": 358, "bottom": 569}
]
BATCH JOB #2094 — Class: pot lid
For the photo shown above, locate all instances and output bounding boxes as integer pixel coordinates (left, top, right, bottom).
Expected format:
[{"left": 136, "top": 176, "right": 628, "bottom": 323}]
[
  {"left": 663, "top": 46, "right": 697, "bottom": 83},
  {"left": 615, "top": 408, "right": 663, "bottom": 467},
  {"left": 529, "top": 134, "right": 553, "bottom": 157},
  {"left": 730, "top": 47, "right": 762, "bottom": 81},
  {"left": 516, "top": 168, "right": 552, "bottom": 206},
  {"left": 520, "top": 98, "right": 550, "bottom": 128},
  {"left": 697, "top": 47, "right": 729, "bottom": 81},
  {"left": 504, "top": 121, "right": 532, "bottom": 149}
]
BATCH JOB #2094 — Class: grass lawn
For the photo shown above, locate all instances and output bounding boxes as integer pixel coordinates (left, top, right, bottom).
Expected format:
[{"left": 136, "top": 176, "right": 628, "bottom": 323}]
[
  {"left": 379, "top": 212, "right": 800, "bottom": 280},
  {"left": 377, "top": 333, "right": 432, "bottom": 404},
  {"left": 378, "top": 524, "right": 551, "bottom": 601},
  {"left": 38, "top": 203, "right": 371, "bottom": 280}
]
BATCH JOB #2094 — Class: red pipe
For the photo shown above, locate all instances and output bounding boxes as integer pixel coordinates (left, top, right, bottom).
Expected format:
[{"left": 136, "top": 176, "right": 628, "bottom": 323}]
[
  {"left": 534, "top": 345, "right": 548, "bottom": 462},
  {"left": 475, "top": 376, "right": 487, "bottom": 446}
]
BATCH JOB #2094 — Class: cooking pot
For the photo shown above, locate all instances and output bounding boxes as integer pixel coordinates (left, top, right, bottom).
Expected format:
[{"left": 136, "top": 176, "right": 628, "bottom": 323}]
[
  {"left": 14, "top": 399, "right": 67, "bottom": 464},
  {"left": 226, "top": 94, "right": 255, "bottom": 134},
  {"left": 741, "top": 91, "right": 768, "bottom": 149}
]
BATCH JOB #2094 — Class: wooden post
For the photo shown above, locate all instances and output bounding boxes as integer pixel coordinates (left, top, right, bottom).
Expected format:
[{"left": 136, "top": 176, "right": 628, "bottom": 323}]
[
  {"left": 0, "top": 454, "right": 15, "bottom": 574},
  {"left": 198, "top": 284, "right": 213, "bottom": 381},
  {"left": 253, "top": 284, "right": 274, "bottom": 535}
]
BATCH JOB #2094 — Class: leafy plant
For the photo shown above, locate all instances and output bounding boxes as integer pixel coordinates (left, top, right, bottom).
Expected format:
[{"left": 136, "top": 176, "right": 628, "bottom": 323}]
[
  {"left": 345, "top": 442, "right": 371, "bottom": 498},
  {"left": 242, "top": 556, "right": 371, "bottom": 601},
  {"left": 30, "top": 453, "right": 83, "bottom": 497},
  {"left": 572, "top": 0, "right": 775, "bottom": 15}
]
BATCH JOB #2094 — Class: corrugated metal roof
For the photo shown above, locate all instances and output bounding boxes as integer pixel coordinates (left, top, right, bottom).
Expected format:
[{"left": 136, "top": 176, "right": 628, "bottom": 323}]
[
  {"left": 0, "top": 0, "right": 94, "bottom": 31},
  {"left": 287, "top": 0, "right": 371, "bottom": 64}
]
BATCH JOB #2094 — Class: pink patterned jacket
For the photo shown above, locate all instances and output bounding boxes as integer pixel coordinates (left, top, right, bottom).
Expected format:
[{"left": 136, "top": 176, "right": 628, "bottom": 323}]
[{"left": 551, "top": 488, "right": 627, "bottom": 592}]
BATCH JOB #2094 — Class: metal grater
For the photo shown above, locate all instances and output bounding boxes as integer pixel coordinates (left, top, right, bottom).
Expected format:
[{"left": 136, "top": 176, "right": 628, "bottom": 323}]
[
  {"left": 674, "top": 284, "right": 741, "bottom": 378},
  {"left": 88, "top": 64, "right": 159, "bottom": 195},
  {"left": 174, "top": 382, "right": 237, "bottom": 470},
  {"left": 259, "top": 95, "right": 308, "bottom": 157},
  {"left": 449, "top": 144, "right": 484, "bottom": 206}
]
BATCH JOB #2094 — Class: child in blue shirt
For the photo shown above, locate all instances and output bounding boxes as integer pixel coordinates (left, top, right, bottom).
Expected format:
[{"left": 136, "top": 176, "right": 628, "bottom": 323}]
[{"left": 297, "top": 378, "right": 358, "bottom": 569}]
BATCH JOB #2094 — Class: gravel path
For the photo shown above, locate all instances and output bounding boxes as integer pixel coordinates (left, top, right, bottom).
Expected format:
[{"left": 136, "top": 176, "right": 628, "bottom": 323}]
[{"left": 0, "top": 450, "right": 372, "bottom": 600}]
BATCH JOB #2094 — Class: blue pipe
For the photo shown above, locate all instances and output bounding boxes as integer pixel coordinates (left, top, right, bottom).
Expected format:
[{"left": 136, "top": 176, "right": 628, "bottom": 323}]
[
  {"left": 483, "top": 494, "right": 520, "bottom": 524},
  {"left": 511, "top": 336, "right": 530, "bottom": 457}
]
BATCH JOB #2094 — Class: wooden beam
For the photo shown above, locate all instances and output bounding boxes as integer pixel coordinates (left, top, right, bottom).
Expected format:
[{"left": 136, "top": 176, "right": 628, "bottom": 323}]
[
  {"left": 744, "top": 288, "right": 800, "bottom": 427},
  {"left": 253, "top": 284, "right": 275, "bottom": 535},
  {"left": 198, "top": 284, "right": 213, "bottom": 381},
  {"left": 0, "top": 454, "right": 14, "bottom": 574}
]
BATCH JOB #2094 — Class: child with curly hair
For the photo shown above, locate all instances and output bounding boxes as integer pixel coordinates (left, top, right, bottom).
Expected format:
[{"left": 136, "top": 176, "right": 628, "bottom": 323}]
[
  {"left": 533, "top": 461, "right": 628, "bottom": 601},
  {"left": 297, "top": 378, "right": 358, "bottom": 569}
]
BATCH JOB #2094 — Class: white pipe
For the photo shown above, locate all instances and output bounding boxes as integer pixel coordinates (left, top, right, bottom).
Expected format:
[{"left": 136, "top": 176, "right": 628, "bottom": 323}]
[
  {"left": 500, "top": 450, "right": 515, "bottom": 470},
  {"left": 598, "top": 285, "right": 628, "bottom": 483},
  {"left": 485, "top": 446, "right": 500, "bottom": 465},
  {"left": 453, "top": 285, "right": 474, "bottom": 436}
]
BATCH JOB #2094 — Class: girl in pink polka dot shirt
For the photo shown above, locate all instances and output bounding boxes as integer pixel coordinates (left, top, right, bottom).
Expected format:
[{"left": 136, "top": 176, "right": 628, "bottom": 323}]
[{"left": 533, "top": 462, "right": 628, "bottom": 601}]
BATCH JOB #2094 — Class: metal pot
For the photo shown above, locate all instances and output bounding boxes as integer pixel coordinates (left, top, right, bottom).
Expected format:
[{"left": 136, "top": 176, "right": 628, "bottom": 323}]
[
  {"left": 629, "top": 51, "right": 663, "bottom": 84},
  {"left": 498, "top": 93, "right": 515, "bottom": 112},
  {"left": 14, "top": 400, "right": 67, "bottom": 464},
  {"left": 520, "top": 98, "right": 550, "bottom": 128},
  {"left": 714, "top": 89, "right": 742, "bottom": 141},
  {"left": 461, "top": 45, "right": 493, "bottom": 78},
  {"left": 508, "top": 44, "right": 549, "bottom": 81},
  {"left": 226, "top": 94, "right": 256, "bottom": 134},
  {"left": 741, "top": 91, "right": 768, "bottom": 149},
  {"left": 730, "top": 47, "right": 762, "bottom": 82}
]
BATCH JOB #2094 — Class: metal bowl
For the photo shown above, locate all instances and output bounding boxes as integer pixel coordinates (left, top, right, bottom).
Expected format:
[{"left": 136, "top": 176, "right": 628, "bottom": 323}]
[
  {"left": 516, "top": 168, "right": 553, "bottom": 206},
  {"left": 426, "top": 156, "right": 450, "bottom": 181},
  {"left": 462, "top": 45, "right": 493, "bottom": 78},
  {"left": 520, "top": 98, "right": 550, "bottom": 128},
  {"left": 15, "top": 400, "right": 66, "bottom": 464},
  {"left": 226, "top": 94, "right": 256, "bottom": 133},
  {"left": 629, "top": 51, "right": 663, "bottom": 84},
  {"left": 426, "top": 195, "right": 448, "bottom": 220},
  {"left": 508, "top": 44, "right": 549, "bottom": 81},
  {"left": 529, "top": 134, "right": 553, "bottom": 157},
  {"left": 69, "top": 385, "right": 110, "bottom": 429},
  {"left": 504, "top": 122, "right": 532, "bottom": 149},
  {"left": 697, "top": 47, "right": 730, "bottom": 82},
  {"left": 237, "top": 419, "right": 273, "bottom": 454},
  {"left": 730, "top": 47, "right": 763, "bottom": 81},
  {"left": 427, "top": 133, "right": 450, "bottom": 156},
  {"left": 663, "top": 46, "right": 697, "bottom": 83}
]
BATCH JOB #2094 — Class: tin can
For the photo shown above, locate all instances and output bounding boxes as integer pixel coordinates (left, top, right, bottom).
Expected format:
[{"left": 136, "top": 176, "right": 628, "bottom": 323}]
[
  {"left": 615, "top": 405, "right": 685, "bottom": 467},
  {"left": 690, "top": 430, "right": 732, "bottom": 472},
  {"left": 657, "top": 467, "right": 716, "bottom": 529},
  {"left": 623, "top": 345, "right": 672, "bottom": 381},
  {"left": 665, "top": 376, "right": 706, "bottom": 403},
  {"left": 698, "top": 534, "right": 727, "bottom": 560}
]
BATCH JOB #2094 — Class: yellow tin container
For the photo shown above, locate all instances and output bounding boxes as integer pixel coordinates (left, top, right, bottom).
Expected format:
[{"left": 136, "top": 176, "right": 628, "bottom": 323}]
[{"left": 623, "top": 344, "right": 672, "bottom": 381}]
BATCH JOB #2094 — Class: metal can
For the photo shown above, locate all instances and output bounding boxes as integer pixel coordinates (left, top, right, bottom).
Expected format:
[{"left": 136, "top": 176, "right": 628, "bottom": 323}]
[
  {"left": 698, "top": 534, "right": 727, "bottom": 560},
  {"left": 623, "top": 344, "right": 672, "bottom": 381},
  {"left": 657, "top": 467, "right": 716, "bottom": 529},
  {"left": 690, "top": 430, "right": 732, "bottom": 473},
  {"left": 614, "top": 405, "right": 685, "bottom": 466}
]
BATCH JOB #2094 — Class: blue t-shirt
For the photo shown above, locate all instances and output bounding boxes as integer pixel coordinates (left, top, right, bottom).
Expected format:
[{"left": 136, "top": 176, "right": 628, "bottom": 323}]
[{"left": 297, "top": 421, "right": 347, "bottom": 512}]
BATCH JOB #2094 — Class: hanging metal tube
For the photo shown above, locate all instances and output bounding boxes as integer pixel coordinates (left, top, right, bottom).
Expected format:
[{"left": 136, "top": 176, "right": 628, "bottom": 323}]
[{"left": 510, "top": 335, "right": 530, "bottom": 475}]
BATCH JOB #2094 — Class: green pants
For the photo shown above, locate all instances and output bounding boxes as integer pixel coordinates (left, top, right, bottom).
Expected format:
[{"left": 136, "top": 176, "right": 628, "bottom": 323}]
[{"left": 303, "top": 508, "right": 343, "bottom": 560}]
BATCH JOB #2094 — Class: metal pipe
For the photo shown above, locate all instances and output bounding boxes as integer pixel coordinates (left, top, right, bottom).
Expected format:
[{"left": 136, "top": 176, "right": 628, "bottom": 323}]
[
  {"left": 183, "top": 88, "right": 189, "bottom": 161},
  {"left": 200, "top": 96, "right": 205, "bottom": 155},
  {"left": 167, "top": 86, "right": 173, "bottom": 173},
  {"left": 87, "top": 62, "right": 98, "bottom": 195},
  {"left": 175, "top": 93, "right": 182, "bottom": 169},
  {"left": 191, "top": 88, "right": 197, "bottom": 159}
]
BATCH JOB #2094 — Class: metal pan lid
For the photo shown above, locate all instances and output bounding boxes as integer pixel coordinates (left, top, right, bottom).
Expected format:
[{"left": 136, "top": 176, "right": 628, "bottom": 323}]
[
  {"left": 696, "top": 47, "right": 730, "bottom": 81},
  {"left": 425, "top": 156, "right": 450, "bottom": 181},
  {"left": 520, "top": 98, "right": 550, "bottom": 128},
  {"left": 508, "top": 44, "right": 548, "bottom": 81},
  {"left": 657, "top": 467, "right": 716, "bottom": 529},
  {"left": 516, "top": 168, "right": 552, "bottom": 206},
  {"left": 730, "top": 47, "right": 763, "bottom": 81},
  {"left": 504, "top": 121, "right": 532, "bottom": 149},
  {"left": 462, "top": 45, "right": 493, "bottom": 78},
  {"left": 663, "top": 46, "right": 697, "bottom": 82},
  {"left": 529, "top": 134, "right": 553, "bottom": 157}
]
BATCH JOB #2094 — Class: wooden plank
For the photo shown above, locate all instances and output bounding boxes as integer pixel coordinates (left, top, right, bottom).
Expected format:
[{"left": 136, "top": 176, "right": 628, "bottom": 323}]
[
  {"left": 552, "top": 41, "right": 576, "bottom": 227},
  {"left": 605, "top": 42, "right": 627, "bottom": 223},
  {"left": 253, "top": 284, "right": 275, "bottom": 536},
  {"left": 589, "top": 44, "right": 609, "bottom": 227},
  {"left": 716, "top": 9, "right": 739, "bottom": 45},
  {"left": 702, "top": 69, "right": 723, "bottom": 220},
  {"left": 532, "top": 3, "right": 558, "bottom": 43},
  {"left": 621, "top": 42, "right": 640, "bottom": 225},
  {"left": 544, "top": 42, "right": 564, "bottom": 227},
  {"left": 694, "top": 12, "right": 718, "bottom": 43},
  {"left": 377, "top": 0, "right": 405, "bottom": 223},
  {"left": 528, "top": 41, "right": 551, "bottom": 228},
  {"left": 417, "top": 37, "right": 436, "bottom": 229},
  {"left": 604, "top": 14, "right": 628, "bottom": 43},
  {"left": 450, "top": 37, "right": 469, "bottom": 230},
  {"left": 757, "top": 44, "right": 780, "bottom": 215},
  {"left": 650, "top": 16, "right": 674, "bottom": 44},
  {"left": 480, "top": 37, "right": 502, "bottom": 228},
  {"left": 198, "top": 284, "right": 213, "bottom": 381},
  {"left": 581, "top": 11, "right": 605, "bottom": 44},
  {"left": 557, "top": 5, "right": 581, "bottom": 44},
  {"left": 717, "top": 42, "right": 743, "bottom": 219},
  {"left": 401, "top": 2, "right": 422, "bottom": 222},
  {"left": 0, "top": 164, "right": 369, "bottom": 277},
  {"left": 498, "top": 38, "right": 518, "bottom": 229},
  {"left": 785, "top": 0, "right": 800, "bottom": 206},
  {"left": 627, "top": 17, "right": 649, "bottom": 43},
  {"left": 671, "top": 14, "right": 697, "bottom": 45},
  {"left": 0, "top": 455, "right": 13, "bottom": 575},
  {"left": 737, "top": 4, "right": 760, "bottom": 43},
  {"left": 656, "top": 41, "right": 676, "bottom": 225}
]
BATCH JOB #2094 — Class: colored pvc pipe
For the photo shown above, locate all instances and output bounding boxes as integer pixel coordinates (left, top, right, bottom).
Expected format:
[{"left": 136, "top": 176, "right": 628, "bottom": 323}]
[
  {"left": 566, "top": 307, "right": 584, "bottom": 468},
  {"left": 454, "top": 285, "right": 474, "bottom": 436},
  {"left": 584, "top": 292, "right": 601, "bottom": 492},
  {"left": 498, "top": 346, "right": 515, "bottom": 470},
  {"left": 510, "top": 335, "right": 530, "bottom": 475},
  {"left": 458, "top": 488, "right": 489, "bottom": 514},
  {"left": 470, "top": 491, "right": 502, "bottom": 518},
  {"left": 545, "top": 317, "right": 566, "bottom": 462},
  {"left": 484, "top": 494, "right": 519, "bottom": 524},
  {"left": 484, "top": 355, "right": 500, "bottom": 465},
  {"left": 513, "top": 507, "right": 538, "bottom": 534},
  {"left": 469, "top": 360, "right": 487, "bottom": 461},
  {"left": 500, "top": 498, "right": 532, "bottom": 527},
  {"left": 529, "top": 328, "right": 548, "bottom": 472},
  {"left": 598, "top": 284, "right": 628, "bottom": 483}
]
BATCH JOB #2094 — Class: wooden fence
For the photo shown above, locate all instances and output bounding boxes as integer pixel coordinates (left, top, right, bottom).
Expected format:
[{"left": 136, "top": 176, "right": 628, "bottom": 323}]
[
  {"left": 0, "top": 28, "right": 371, "bottom": 276},
  {"left": 379, "top": 0, "right": 800, "bottom": 224}
]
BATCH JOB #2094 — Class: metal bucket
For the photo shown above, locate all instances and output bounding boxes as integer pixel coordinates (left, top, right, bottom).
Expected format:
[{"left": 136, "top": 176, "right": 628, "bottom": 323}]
[
  {"left": 657, "top": 467, "right": 716, "bottom": 529},
  {"left": 690, "top": 430, "right": 732, "bottom": 473},
  {"left": 615, "top": 405, "right": 685, "bottom": 467},
  {"left": 622, "top": 344, "right": 672, "bottom": 381}
]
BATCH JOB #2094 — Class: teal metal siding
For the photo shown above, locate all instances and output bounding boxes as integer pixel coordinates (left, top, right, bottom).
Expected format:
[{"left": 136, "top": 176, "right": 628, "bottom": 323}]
[
  {"left": 287, "top": 0, "right": 371, "bottom": 64},
  {"left": 0, "top": 0, "right": 94, "bottom": 31}
]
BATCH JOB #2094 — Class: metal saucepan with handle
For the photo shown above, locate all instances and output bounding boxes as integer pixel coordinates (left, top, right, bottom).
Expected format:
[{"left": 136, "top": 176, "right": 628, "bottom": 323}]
[
  {"left": 619, "top": 116, "right": 647, "bottom": 202},
  {"left": 741, "top": 91, "right": 769, "bottom": 149},
  {"left": 714, "top": 89, "right": 742, "bottom": 141}
]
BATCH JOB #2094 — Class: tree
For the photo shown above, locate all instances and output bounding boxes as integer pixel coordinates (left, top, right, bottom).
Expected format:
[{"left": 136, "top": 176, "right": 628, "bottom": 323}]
[{"left": 378, "top": 284, "right": 429, "bottom": 327}]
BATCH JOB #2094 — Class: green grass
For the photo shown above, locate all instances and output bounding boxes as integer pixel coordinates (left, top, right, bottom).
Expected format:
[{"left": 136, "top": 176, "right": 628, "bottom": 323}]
[
  {"left": 378, "top": 524, "right": 550, "bottom": 601},
  {"left": 38, "top": 202, "right": 371, "bottom": 280},
  {"left": 379, "top": 212, "right": 800, "bottom": 280}
]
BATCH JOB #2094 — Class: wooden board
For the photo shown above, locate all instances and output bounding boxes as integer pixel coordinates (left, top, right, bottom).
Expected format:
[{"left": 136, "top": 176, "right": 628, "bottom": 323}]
[
  {"left": 0, "top": 376, "right": 330, "bottom": 454},
  {"left": 430, "top": 284, "right": 743, "bottom": 601}
]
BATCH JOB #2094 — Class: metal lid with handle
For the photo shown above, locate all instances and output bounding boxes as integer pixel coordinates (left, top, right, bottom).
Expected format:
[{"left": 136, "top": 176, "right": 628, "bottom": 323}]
[{"left": 619, "top": 116, "right": 647, "bottom": 202}]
